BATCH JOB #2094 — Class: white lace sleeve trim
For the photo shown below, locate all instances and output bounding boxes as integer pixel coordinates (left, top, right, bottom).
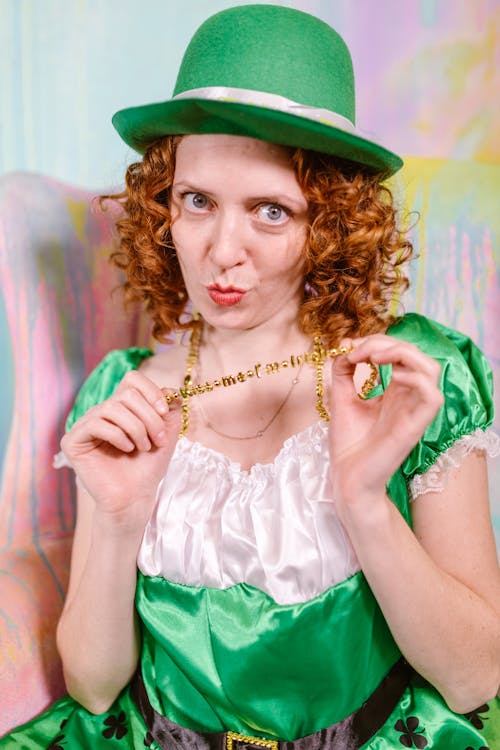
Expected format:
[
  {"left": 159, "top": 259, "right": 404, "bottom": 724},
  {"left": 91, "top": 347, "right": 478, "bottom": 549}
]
[{"left": 409, "top": 427, "right": 500, "bottom": 499}]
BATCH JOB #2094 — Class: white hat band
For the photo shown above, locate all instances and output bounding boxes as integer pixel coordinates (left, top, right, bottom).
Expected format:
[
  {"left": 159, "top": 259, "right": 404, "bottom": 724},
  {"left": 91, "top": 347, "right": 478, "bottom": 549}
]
[{"left": 172, "top": 86, "right": 357, "bottom": 134}]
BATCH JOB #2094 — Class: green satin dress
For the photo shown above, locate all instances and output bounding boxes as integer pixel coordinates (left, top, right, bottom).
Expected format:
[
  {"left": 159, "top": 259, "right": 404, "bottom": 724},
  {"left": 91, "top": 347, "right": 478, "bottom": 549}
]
[{"left": 2, "top": 314, "right": 499, "bottom": 750}]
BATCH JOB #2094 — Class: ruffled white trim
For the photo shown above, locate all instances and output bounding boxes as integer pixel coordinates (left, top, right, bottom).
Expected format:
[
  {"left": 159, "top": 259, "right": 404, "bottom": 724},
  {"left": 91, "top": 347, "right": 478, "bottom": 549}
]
[
  {"left": 409, "top": 428, "right": 500, "bottom": 499},
  {"left": 138, "top": 421, "right": 361, "bottom": 605},
  {"left": 54, "top": 421, "right": 499, "bottom": 603}
]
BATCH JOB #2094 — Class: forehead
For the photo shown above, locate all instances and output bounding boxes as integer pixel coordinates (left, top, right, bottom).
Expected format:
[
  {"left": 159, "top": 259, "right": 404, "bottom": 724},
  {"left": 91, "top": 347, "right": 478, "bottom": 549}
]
[{"left": 174, "top": 134, "right": 297, "bottom": 182}]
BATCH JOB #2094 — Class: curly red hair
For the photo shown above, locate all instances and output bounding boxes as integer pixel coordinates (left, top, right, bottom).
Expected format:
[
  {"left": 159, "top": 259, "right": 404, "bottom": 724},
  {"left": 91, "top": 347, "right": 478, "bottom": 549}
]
[{"left": 103, "top": 135, "right": 412, "bottom": 346}]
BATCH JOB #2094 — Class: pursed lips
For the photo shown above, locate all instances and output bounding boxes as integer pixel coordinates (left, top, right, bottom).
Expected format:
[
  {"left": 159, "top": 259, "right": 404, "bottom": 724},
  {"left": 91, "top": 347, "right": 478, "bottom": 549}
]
[
  {"left": 208, "top": 284, "right": 247, "bottom": 293},
  {"left": 206, "top": 284, "right": 247, "bottom": 306}
]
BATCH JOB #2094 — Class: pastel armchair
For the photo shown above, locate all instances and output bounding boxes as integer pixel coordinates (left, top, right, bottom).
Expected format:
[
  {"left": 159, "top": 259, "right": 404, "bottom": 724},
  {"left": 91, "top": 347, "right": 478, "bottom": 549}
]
[
  {"left": 0, "top": 172, "right": 147, "bottom": 735},
  {"left": 0, "top": 157, "right": 498, "bottom": 735}
]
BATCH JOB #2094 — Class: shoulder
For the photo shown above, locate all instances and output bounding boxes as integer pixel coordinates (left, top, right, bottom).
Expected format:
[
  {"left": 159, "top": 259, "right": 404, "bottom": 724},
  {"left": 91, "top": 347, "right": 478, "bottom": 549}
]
[
  {"left": 386, "top": 313, "right": 493, "bottom": 405},
  {"left": 65, "top": 347, "right": 153, "bottom": 430},
  {"left": 65, "top": 337, "right": 193, "bottom": 430},
  {"left": 384, "top": 313, "right": 495, "bottom": 478},
  {"left": 138, "top": 337, "right": 191, "bottom": 390},
  {"left": 387, "top": 313, "right": 486, "bottom": 362}
]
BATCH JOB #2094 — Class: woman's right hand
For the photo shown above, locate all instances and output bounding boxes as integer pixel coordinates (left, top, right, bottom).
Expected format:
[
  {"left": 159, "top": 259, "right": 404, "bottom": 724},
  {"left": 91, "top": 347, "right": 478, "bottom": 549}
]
[{"left": 60, "top": 370, "right": 181, "bottom": 533}]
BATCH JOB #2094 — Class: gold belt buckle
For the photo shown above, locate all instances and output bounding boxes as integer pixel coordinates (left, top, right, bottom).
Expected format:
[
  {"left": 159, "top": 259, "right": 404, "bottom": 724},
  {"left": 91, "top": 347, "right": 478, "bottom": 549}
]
[{"left": 226, "top": 730, "right": 279, "bottom": 750}]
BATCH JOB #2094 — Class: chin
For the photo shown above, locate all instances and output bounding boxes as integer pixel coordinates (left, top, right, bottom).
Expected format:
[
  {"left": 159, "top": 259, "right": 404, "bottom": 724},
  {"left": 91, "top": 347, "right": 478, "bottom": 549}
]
[{"left": 198, "top": 304, "right": 262, "bottom": 331}]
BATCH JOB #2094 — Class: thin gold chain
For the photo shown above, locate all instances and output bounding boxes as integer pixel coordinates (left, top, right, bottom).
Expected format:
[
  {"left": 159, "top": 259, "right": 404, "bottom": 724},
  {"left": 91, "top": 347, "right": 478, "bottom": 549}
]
[
  {"left": 167, "top": 325, "right": 357, "bottom": 437},
  {"left": 196, "top": 351, "right": 308, "bottom": 440}
]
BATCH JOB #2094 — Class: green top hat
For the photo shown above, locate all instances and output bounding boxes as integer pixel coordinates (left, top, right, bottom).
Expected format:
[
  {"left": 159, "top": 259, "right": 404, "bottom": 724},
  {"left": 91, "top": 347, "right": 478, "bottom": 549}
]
[{"left": 112, "top": 4, "right": 403, "bottom": 176}]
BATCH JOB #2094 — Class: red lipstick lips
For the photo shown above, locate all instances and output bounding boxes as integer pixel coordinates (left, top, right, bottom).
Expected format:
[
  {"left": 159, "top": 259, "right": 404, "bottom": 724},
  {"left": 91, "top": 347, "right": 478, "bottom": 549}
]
[{"left": 207, "top": 285, "right": 246, "bottom": 306}]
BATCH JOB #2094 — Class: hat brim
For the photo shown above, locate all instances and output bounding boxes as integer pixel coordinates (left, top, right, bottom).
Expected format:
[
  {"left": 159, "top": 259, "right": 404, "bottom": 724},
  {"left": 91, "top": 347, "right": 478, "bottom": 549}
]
[{"left": 112, "top": 98, "right": 403, "bottom": 176}]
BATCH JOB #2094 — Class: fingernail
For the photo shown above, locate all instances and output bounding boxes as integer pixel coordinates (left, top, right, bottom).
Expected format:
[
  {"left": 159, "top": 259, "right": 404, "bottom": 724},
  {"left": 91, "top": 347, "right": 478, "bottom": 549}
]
[
  {"left": 143, "top": 438, "right": 151, "bottom": 451},
  {"left": 156, "top": 430, "right": 167, "bottom": 445},
  {"left": 155, "top": 398, "right": 168, "bottom": 415}
]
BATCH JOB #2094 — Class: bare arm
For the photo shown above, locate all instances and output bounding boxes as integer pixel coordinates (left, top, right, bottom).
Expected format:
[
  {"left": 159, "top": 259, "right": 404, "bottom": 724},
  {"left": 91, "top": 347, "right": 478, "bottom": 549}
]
[
  {"left": 56, "top": 371, "right": 180, "bottom": 714},
  {"left": 56, "top": 485, "right": 144, "bottom": 714},
  {"left": 339, "top": 454, "right": 500, "bottom": 713},
  {"left": 329, "top": 336, "right": 500, "bottom": 714}
]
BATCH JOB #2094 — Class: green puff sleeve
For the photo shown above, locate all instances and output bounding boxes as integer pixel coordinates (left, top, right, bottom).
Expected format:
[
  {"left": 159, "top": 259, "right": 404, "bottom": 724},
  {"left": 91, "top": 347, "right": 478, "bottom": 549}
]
[
  {"left": 65, "top": 347, "right": 153, "bottom": 431},
  {"left": 382, "top": 313, "right": 495, "bottom": 481}
]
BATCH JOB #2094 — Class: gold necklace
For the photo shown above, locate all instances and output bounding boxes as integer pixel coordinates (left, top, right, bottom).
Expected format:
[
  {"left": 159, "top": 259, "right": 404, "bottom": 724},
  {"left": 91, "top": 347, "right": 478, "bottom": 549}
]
[
  {"left": 195, "top": 348, "right": 309, "bottom": 441},
  {"left": 164, "top": 325, "right": 377, "bottom": 437}
]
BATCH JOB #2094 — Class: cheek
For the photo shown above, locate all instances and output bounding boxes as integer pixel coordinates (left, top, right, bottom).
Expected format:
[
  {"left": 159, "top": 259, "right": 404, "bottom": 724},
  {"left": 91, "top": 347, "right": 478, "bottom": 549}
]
[
  {"left": 175, "top": 254, "right": 195, "bottom": 292},
  {"left": 170, "top": 225, "right": 193, "bottom": 270},
  {"left": 169, "top": 239, "right": 191, "bottom": 288},
  {"left": 262, "top": 236, "right": 305, "bottom": 279},
  {"left": 264, "top": 255, "right": 305, "bottom": 293},
  {"left": 169, "top": 222, "right": 183, "bottom": 252},
  {"left": 285, "top": 235, "right": 307, "bottom": 276},
  {"left": 171, "top": 217, "right": 208, "bottom": 259}
]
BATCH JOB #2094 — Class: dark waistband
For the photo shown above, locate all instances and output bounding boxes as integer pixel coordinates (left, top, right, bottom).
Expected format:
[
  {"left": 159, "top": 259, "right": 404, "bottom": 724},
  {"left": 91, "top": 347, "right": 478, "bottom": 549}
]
[{"left": 130, "top": 658, "right": 413, "bottom": 750}]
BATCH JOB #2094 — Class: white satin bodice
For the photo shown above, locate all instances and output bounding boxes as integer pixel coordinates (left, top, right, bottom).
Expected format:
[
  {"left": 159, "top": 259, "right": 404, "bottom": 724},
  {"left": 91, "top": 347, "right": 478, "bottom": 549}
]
[
  {"left": 137, "top": 422, "right": 499, "bottom": 605},
  {"left": 137, "top": 421, "right": 360, "bottom": 605},
  {"left": 55, "top": 422, "right": 498, "bottom": 606}
]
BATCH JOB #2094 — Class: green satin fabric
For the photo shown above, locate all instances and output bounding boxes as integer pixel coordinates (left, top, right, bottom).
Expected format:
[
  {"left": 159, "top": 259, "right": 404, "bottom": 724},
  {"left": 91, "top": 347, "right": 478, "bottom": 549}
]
[
  {"left": 386, "top": 314, "right": 494, "bottom": 477},
  {"left": 4, "top": 314, "right": 494, "bottom": 747},
  {"left": 384, "top": 679, "right": 500, "bottom": 749},
  {"left": 65, "top": 347, "right": 153, "bottom": 430},
  {"left": 66, "top": 314, "right": 495, "bottom": 474},
  {"left": 3, "top": 682, "right": 498, "bottom": 748},
  {"left": 136, "top": 572, "right": 400, "bottom": 738},
  {"left": 1, "top": 689, "right": 152, "bottom": 748}
]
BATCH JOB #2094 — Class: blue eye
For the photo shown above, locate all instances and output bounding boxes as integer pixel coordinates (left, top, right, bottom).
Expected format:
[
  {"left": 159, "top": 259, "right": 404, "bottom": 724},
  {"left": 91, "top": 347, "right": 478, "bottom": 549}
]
[
  {"left": 184, "top": 193, "right": 209, "bottom": 211},
  {"left": 258, "top": 203, "right": 289, "bottom": 224}
]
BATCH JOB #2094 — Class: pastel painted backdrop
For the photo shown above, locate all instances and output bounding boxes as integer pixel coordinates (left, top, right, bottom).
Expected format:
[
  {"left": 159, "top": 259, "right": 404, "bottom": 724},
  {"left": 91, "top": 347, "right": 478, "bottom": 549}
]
[
  {"left": 1, "top": 0, "right": 498, "bottom": 184},
  {"left": 0, "top": 0, "right": 499, "bottom": 734},
  {"left": 2, "top": 0, "right": 498, "bottom": 529}
]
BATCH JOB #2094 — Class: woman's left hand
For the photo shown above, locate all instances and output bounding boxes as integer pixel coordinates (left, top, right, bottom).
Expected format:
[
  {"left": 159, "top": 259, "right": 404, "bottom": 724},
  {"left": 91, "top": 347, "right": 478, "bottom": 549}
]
[
  {"left": 328, "top": 334, "right": 443, "bottom": 511},
  {"left": 328, "top": 334, "right": 500, "bottom": 711}
]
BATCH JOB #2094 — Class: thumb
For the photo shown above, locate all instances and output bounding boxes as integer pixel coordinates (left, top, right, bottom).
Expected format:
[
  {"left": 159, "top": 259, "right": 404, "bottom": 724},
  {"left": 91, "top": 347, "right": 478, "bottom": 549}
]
[
  {"left": 161, "top": 388, "right": 184, "bottom": 437},
  {"left": 329, "top": 340, "right": 358, "bottom": 408}
]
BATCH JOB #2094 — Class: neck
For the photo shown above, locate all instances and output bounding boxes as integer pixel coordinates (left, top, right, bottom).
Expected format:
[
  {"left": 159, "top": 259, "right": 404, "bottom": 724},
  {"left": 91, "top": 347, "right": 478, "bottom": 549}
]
[{"left": 199, "top": 311, "right": 311, "bottom": 374}]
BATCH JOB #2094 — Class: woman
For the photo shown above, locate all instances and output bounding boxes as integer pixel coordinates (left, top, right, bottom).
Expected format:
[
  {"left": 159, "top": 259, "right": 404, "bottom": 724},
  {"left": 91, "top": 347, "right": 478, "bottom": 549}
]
[{"left": 2, "top": 5, "right": 499, "bottom": 749}]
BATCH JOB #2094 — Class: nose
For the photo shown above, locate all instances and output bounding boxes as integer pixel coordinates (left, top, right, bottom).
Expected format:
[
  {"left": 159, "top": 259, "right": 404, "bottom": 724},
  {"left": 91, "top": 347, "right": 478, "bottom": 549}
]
[{"left": 207, "top": 209, "right": 247, "bottom": 269}]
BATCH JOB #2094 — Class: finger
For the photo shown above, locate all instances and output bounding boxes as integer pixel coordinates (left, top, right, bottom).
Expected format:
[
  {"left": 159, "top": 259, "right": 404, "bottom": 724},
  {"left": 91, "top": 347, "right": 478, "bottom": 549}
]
[
  {"left": 116, "top": 370, "right": 169, "bottom": 417},
  {"left": 331, "top": 338, "right": 357, "bottom": 377},
  {"left": 161, "top": 387, "right": 181, "bottom": 406},
  {"left": 386, "top": 368, "right": 444, "bottom": 415},
  {"left": 329, "top": 339, "right": 360, "bottom": 408},
  {"left": 329, "top": 347, "right": 381, "bottom": 442},
  {"left": 62, "top": 420, "right": 135, "bottom": 455},
  {"left": 85, "top": 401, "right": 154, "bottom": 452},
  {"left": 349, "top": 339, "right": 440, "bottom": 380},
  {"left": 349, "top": 337, "right": 434, "bottom": 373},
  {"left": 331, "top": 337, "right": 383, "bottom": 403},
  {"left": 159, "top": 389, "right": 183, "bottom": 440},
  {"left": 114, "top": 386, "right": 172, "bottom": 447}
]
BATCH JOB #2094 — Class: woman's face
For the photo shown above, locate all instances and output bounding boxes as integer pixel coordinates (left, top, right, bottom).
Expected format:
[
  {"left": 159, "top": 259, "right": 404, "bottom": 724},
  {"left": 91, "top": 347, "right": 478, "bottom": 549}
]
[{"left": 170, "top": 134, "right": 309, "bottom": 332}]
